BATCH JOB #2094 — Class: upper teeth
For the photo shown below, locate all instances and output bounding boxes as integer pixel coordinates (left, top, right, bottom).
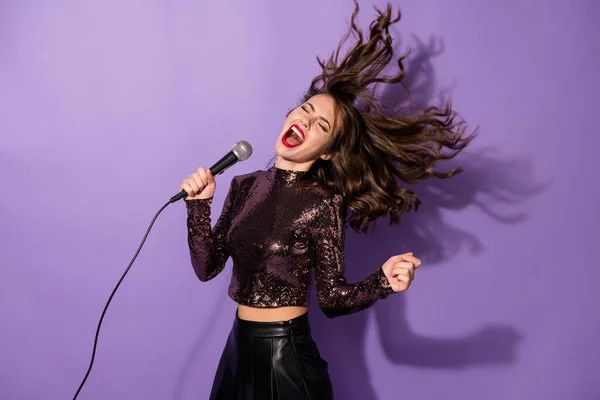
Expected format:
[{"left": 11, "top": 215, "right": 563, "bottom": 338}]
[{"left": 291, "top": 126, "right": 304, "bottom": 142}]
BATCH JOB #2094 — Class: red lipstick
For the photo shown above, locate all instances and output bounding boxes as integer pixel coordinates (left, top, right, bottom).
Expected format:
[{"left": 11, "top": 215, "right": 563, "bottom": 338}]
[{"left": 281, "top": 124, "right": 305, "bottom": 148}]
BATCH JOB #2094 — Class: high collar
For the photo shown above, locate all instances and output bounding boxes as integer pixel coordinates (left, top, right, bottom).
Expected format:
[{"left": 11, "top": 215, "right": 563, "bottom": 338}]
[{"left": 269, "top": 166, "right": 308, "bottom": 184}]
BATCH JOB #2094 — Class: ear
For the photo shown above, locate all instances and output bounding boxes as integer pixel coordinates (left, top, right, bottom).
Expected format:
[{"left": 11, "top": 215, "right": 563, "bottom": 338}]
[{"left": 320, "top": 153, "right": 332, "bottom": 161}]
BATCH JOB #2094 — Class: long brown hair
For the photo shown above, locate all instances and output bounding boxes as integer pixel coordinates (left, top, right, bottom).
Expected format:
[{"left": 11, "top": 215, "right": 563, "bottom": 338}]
[{"left": 303, "top": 0, "right": 476, "bottom": 233}]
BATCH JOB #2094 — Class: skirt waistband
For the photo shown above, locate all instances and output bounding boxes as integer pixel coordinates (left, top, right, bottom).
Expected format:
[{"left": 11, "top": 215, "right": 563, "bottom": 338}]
[{"left": 233, "top": 311, "right": 311, "bottom": 338}]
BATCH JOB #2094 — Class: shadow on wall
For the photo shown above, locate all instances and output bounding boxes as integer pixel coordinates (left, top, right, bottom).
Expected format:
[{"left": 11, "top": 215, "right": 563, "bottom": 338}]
[{"left": 308, "top": 34, "right": 546, "bottom": 400}]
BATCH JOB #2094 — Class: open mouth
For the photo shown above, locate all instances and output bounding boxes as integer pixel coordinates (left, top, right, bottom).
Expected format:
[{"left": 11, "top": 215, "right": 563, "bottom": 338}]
[{"left": 281, "top": 124, "right": 305, "bottom": 148}]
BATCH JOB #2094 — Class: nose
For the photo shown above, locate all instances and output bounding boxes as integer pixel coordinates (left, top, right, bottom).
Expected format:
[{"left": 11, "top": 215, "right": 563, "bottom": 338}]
[{"left": 300, "top": 115, "right": 316, "bottom": 130}]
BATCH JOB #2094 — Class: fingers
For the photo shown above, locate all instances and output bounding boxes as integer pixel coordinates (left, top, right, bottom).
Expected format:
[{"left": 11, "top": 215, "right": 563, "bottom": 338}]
[
  {"left": 389, "top": 253, "right": 420, "bottom": 267},
  {"left": 387, "top": 267, "right": 412, "bottom": 292},
  {"left": 179, "top": 181, "right": 195, "bottom": 197},
  {"left": 185, "top": 173, "right": 202, "bottom": 196},
  {"left": 205, "top": 168, "right": 215, "bottom": 185},
  {"left": 394, "top": 273, "right": 412, "bottom": 292},
  {"left": 189, "top": 171, "right": 203, "bottom": 190},
  {"left": 193, "top": 167, "right": 209, "bottom": 188},
  {"left": 411, "top": 256, "right": 422, "bottom": 268},
  {"left": 392, "top": 262, "right": 415, "bottom": 280},
  {"left": 389, "top": 253, "right": 410, "bottom": 264},
  {"left": 179, "top": 167, "right": 212, "bottom": 198},
  {"left": 401, "top": 253, "right": 421, "bottom": 269},
  {"left": 388, "top": 252, "right": 422, "bottom": 292}
]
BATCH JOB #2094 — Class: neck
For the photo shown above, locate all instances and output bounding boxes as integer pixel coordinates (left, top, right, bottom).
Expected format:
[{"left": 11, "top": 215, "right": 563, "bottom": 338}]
[{"left": 274, "top": 156, "right": 315, "bottom": 172}]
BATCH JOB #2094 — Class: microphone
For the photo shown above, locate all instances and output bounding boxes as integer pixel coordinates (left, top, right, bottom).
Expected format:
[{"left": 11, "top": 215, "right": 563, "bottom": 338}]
[{"left": 169, "top": 140, "right": 253, "bottom": 203}]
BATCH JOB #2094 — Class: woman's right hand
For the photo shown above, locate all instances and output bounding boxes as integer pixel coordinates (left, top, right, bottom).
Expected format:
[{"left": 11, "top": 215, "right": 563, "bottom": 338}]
[{"left": 179, "top": 167, "right": 216, "bottom": 200}]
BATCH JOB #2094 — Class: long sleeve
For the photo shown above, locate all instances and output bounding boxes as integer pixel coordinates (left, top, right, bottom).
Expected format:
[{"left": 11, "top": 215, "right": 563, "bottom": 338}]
[
  {"left": 185, "top": 178, "right": 238, "bottom": 281},
  {"left": 312, "top": 194, "right": 395, "bottom": 318}
]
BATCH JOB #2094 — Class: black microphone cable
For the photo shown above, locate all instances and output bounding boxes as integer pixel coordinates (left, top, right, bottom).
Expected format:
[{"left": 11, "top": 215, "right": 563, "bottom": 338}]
[
  {"left": 72, "top": 199, "right": 171, "bottom": 400},
  {"left": 72, "top": 141, "right": 252, "bottom": 399}
]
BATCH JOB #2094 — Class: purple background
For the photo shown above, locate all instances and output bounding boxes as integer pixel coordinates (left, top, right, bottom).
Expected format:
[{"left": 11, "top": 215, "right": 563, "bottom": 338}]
[{"left": 1, "top": 1, "right": 599, "bottom": 399}]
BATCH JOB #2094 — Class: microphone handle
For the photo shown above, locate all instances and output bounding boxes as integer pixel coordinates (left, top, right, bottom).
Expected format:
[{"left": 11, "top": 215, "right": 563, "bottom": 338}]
[
  {"left": 169, "top": 190, "right": 191, "bottom": 204},
  {"left": 210, "top": 151, "right": 238, "bottom": 176},
  {"left": 169, "top": 151, "right": 239, "bottom": 203}
]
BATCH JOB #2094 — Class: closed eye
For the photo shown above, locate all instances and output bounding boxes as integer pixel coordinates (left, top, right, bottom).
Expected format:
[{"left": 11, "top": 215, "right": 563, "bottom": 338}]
[{"left": 301, "top": 104, "right": 329, "bottom": 132}]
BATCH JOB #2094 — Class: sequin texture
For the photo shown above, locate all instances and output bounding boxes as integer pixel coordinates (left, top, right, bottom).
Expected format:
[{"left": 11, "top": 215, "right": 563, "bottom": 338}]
[{"left": 185, "top": 166, "right": 394, "bottom": 318}]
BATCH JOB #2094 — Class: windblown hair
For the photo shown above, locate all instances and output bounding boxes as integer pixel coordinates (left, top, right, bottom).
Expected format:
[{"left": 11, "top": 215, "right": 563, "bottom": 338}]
[{"left": 303, "top": 0, "right": 476, "bottom": 233}]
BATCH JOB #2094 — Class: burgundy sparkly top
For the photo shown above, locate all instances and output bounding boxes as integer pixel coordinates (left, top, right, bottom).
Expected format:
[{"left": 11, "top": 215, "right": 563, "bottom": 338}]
[{"left": 185, "top": 166, "right": 394, "bottom": 318}]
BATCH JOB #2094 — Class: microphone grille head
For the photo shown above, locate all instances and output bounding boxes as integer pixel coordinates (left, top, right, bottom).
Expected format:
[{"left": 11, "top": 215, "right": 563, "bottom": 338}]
[{"left": 232, "top": 140, "right": 253, "bottom": 161}]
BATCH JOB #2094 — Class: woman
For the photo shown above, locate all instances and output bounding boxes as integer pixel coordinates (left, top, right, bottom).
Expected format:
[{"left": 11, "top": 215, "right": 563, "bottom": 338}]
[{"left": 179, "top": 2, "right": 474, "bottom": 399}]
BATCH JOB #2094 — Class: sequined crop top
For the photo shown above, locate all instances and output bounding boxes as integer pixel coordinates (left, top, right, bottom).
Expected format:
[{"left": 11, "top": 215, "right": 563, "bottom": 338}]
[{"left": 185, "top": 166, "right": 394, "bottom": 318}]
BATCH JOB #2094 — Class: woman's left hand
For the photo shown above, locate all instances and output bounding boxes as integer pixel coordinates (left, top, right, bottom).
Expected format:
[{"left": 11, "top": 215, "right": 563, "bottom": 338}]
[{"left": 381, "top": 252, "right": 422, "bottom": 292}]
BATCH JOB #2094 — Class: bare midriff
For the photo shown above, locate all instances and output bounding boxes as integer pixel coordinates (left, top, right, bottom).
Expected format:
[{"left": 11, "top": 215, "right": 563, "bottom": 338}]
[{"left": 237, "top": 304, "right": 308, "bottom": 322}]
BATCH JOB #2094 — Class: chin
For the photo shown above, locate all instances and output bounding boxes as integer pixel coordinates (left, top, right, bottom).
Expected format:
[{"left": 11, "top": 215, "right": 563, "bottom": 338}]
[{"left": 274, "top": 141, "right": 287, "bottom": 157}]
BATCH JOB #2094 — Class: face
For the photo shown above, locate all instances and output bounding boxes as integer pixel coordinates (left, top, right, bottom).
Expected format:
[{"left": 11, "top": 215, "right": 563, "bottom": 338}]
[{"left": 274, "top": 94, "right": 338, "bottom": 171}]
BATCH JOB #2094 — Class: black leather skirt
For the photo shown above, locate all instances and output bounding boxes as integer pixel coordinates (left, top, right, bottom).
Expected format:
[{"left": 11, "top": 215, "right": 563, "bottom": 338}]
[{"left": 209, "top": 311, "right": 333, "bottom": 400}]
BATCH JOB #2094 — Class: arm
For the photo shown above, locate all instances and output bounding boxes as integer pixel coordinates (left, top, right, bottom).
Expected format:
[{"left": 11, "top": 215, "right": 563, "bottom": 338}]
[
  {"left": 185, "top": 178, "right": 238, "bottom": 281},
  {"left": 312, "top": 194, "right": 395, "bottom": 318}
]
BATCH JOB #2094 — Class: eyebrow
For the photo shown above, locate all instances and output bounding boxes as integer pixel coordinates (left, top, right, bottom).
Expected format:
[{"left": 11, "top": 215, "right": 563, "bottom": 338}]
[{"left": 306, "top": 102, "right": 331, "bottom": 129}]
